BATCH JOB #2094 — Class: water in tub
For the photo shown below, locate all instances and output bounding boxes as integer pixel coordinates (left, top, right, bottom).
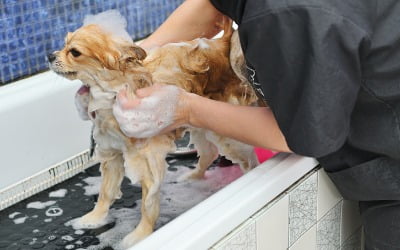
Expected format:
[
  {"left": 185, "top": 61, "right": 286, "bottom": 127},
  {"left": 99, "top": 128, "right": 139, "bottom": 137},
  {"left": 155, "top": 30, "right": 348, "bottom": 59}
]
[{"left": 0, "top": 153, "right": 243, "bottom": 249}]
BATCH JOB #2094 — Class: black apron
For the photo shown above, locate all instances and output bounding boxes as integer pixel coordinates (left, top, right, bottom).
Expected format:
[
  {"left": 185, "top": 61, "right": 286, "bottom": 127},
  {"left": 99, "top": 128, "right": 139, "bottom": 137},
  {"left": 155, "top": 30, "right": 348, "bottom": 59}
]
[{"left": 210, "top": 0, "right": 400, "bottom": 248}]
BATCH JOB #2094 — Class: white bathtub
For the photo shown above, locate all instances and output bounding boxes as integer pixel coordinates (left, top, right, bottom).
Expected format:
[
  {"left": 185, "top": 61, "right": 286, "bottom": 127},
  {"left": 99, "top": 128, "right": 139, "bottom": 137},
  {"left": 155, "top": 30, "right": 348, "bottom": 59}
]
[
  {"left": 0, "top": 72, "right": 362, "bottom": 250},
  {"left": 0, "top": 72, "right": 92, "bottom": 207},
  {"left": 132, "top": 153, "right": 318, "bottom": 250}
]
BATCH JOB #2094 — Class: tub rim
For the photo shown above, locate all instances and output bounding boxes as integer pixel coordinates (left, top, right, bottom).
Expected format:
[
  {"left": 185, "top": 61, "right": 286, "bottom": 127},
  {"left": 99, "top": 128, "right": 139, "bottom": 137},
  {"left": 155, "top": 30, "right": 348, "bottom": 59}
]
[{"left": 132, "top": 153, "right": 318, "bottom": 250}]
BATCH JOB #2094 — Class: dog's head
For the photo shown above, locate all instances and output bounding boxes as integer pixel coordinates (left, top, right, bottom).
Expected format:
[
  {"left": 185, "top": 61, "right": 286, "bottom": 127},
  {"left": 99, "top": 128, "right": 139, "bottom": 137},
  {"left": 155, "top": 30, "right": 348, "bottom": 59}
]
[{"left": 48, "top": 10, "right": 146, "bottom": 87}]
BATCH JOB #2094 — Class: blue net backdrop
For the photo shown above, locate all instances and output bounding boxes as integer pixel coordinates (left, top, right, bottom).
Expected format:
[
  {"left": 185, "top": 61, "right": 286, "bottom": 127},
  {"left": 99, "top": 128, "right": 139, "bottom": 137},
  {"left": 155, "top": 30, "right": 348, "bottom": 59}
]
[{"left": 0, "top": 0, "right": 183, "bottom": 84}]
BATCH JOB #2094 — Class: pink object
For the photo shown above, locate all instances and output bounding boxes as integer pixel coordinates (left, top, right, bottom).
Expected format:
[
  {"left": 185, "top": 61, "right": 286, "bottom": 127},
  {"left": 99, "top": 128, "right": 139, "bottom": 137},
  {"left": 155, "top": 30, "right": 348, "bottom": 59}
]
[
  {"left": 77, "top": 85, "right": 90, "bottom": 95},
  {"left": 254, "top": 147, "right": 276, "bottom": 163}
]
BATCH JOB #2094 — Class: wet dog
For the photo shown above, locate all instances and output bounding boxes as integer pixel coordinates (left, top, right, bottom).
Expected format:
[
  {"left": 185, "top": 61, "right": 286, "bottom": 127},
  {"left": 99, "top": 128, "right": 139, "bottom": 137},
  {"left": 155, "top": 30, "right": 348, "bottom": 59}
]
[{"left": 48, "top": 10, "right": 259, "bottom": 249}]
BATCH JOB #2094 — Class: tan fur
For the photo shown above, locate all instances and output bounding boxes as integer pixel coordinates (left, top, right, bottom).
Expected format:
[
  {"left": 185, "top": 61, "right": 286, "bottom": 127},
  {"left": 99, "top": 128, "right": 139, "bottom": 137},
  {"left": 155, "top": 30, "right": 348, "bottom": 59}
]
[{"left": 49, "top": 18, "right": 259, "bottom": 248}]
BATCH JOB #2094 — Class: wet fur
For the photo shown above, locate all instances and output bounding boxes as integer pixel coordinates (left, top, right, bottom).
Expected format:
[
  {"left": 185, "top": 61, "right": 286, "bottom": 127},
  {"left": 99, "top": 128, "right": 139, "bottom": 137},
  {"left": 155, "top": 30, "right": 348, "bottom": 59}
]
[{"left": 49, "top": 19, "right": 259, "bottom": 248}]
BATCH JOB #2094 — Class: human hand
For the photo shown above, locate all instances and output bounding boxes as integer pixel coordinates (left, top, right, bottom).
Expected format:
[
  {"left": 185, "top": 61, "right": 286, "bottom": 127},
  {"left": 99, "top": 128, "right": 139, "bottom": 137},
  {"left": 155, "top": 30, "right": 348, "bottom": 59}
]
[
  {"left": 112, "top": 84, "right": 190, "bottom": 138},
  {"left": 74, "top": 85, "right": 90, "bottom": 120}
]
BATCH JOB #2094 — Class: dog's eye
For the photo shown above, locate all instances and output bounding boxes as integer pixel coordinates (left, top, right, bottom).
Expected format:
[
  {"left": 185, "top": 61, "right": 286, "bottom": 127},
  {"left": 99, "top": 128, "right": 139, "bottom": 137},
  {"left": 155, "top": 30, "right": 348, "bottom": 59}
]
[{"left": 69, "top": 48, "right": 81, "bottom": 57}]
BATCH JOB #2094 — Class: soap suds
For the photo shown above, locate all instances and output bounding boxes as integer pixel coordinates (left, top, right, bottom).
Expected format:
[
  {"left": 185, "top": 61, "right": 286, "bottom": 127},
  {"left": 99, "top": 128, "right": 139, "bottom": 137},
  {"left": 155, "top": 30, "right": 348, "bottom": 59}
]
[
  {"left": 168, "top": 42, "right": 191, "bottom": 47},
  {"left": 8, "top": 212, "right": 21, "bottom": 219},
  {"left": 49, "top": 189, "right": 68, "bottom": 198},
  {"left": 27, "top": 201, "right": 56, "bottom": 209},
  {"left": 82, "top": 176, "right": 102, "bottom": 195},
  {"left": 113, "top": 85, "right": 180, "bottom": 138},
  {"left": 74, "top": 229, "right": 85, "bottom": 235},
  {"left": 66, "top": 214, "right": 114, "bottom": 230},
  {"left": 83, "top": 10, "right": 132, "bottom": 43},
  {"left": 13, "top": 216, "right": 28, "bottom": 224},
  {"left": 62, "top": 235, "right": 75, "bottom": 241},
  {"left": 197, "top": 38, "right": 211, "bottom": 49}
]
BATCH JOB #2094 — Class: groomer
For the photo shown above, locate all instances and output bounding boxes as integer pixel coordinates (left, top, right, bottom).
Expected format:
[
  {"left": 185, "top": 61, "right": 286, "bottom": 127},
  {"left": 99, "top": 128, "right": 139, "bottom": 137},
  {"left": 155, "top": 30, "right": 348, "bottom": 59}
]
[{"left": 113, "top": 1, "right": 400, "bottom": 248}]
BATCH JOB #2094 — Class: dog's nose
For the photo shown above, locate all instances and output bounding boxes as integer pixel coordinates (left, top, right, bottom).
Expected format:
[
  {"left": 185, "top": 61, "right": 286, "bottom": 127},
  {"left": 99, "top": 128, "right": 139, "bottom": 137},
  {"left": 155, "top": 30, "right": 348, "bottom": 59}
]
[{"left": 47, "top": 53, "right": 56, "bottom": 63}]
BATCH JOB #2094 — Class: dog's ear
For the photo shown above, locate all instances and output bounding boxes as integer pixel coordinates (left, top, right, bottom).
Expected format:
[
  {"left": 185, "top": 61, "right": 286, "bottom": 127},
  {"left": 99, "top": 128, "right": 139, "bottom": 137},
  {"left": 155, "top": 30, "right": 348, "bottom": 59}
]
[
  {"left": 119, "top": 45, "right": 147, "bottom": 71},
  {"left": 130, "top": 45, "right": 147, "bottom": 61},
  {"left": 123, "top": 45, "right": 147, "bottom": 61}
]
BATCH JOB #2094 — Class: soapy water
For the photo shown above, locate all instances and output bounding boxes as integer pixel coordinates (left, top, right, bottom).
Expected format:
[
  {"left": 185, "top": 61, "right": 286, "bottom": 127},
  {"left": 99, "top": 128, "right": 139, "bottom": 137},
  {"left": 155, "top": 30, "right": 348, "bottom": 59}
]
[
  {"left": 73, "top": 164, "right": 243, "bottom": 250},
  {"left": 0, "top": 154, "right": 242, "bottom": 250},
  {"left": 113, "top": 85, "right": 181, "bottom": 138}
]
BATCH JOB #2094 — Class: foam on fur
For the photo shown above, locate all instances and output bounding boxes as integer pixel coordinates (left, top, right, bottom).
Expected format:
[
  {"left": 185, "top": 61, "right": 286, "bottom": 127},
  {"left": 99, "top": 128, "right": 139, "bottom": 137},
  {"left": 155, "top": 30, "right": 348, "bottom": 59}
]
[
  {"left": 83, "top": 10, "right": 132, "bottom": 43},
  {"left": 113, "top": 85, "right": 180, "bottom": 138}
]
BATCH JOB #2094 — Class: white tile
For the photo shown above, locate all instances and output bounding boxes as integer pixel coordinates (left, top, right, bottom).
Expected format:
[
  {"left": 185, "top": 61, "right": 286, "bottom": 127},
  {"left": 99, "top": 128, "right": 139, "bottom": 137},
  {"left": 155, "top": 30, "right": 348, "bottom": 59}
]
[
  {"left": 289, "top": 225, "right": 317, "bottom": 250},
  {"left": 317, "top": 169, "right": 343, "bottom": 220},
  {"left": 254, "top": 196, "right": 289, "bottom": 250},
  {"left": 289, "top": 172, "right": 318, "bottom": 246},
  {"left": 317, "top": 202, "right": 342, "bottom": 250},
  {"left": 213, "top": 218, "right": 257, "bottom": 250},
  {"left": 340, "top": 200, "right": 362, "bottom": 245}
]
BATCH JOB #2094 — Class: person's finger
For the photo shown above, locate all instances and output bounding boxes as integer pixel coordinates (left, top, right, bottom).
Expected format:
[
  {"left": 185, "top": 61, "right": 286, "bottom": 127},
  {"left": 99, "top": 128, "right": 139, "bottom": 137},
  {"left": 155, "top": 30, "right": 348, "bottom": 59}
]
[{"left": 116, "top": 90, "right": 141, "bottom": 109}]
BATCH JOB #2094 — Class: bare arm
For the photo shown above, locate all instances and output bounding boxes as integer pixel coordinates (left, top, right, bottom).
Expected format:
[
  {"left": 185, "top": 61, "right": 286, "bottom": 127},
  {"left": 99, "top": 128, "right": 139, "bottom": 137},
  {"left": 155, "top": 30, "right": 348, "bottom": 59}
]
[
  {"left": 140, "top": 0, "right": 224, "bottom": 49},
  {"left": 186, "top": 93, "right": 291, "bottom": 152},
  {"left": 114, "top": 85, "right": 291, "bottom": 153}
]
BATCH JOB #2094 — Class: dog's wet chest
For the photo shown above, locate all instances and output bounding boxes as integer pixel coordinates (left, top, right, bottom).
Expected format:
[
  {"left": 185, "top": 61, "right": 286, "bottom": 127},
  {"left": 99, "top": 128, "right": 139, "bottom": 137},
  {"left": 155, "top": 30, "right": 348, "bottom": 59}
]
[
  {"left": 92, "top": 116, "right": 127, "bottom": 152},
  {"left": 88, "top": 87, "right": 126, "bottom": 152}
]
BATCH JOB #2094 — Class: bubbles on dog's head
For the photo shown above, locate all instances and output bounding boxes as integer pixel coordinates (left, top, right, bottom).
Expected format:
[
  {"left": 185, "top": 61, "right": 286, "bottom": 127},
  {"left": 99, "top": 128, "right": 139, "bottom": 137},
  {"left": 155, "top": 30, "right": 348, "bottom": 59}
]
[
  {"left": 83, "top": 10, "right": 133, "bottom": 44},
  {"left": 81, "top": 10, "right": 147, "bottom": 71}
]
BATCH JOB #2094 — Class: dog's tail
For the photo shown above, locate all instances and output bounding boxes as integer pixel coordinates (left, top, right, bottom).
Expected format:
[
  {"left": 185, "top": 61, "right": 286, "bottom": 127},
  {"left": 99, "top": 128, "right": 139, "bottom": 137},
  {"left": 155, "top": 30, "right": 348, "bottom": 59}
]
[{"left": 220, "top": 16, "right": 234, "bottom": 42}]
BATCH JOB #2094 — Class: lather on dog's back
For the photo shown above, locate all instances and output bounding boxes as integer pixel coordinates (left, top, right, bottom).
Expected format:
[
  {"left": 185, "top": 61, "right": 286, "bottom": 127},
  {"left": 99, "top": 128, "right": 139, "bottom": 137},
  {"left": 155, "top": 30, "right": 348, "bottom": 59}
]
[{"left": 48, "top": 10, "right": 259, "bottom": 249}]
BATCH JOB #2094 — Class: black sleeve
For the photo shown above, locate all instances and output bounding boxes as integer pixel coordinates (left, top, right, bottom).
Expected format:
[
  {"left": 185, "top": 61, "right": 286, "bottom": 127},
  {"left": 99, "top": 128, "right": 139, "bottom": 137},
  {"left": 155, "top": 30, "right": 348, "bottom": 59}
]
[
  {"left": 239, "top": 7, "right": 370, "bottom": 158},
  {"left": 209, "top": 0, "right": 247, "bottom": 24}
]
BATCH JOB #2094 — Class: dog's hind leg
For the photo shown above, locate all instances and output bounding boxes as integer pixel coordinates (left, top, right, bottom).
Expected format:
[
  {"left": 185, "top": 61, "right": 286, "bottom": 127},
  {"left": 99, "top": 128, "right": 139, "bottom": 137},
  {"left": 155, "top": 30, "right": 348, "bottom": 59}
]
[
  {"left": 78, "top": 152, "right": 125, "bottom": 228},
  {"left": 207, "top": 132, "right": 259, "bottom": 173},
  {"left": 180, "top": 129, "right": 219, "bottom": 180}
]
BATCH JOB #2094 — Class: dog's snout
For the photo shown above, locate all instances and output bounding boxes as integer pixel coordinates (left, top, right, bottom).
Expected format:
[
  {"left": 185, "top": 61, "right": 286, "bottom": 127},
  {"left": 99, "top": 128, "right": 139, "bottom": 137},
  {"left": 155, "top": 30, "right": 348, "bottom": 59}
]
[{"left": 47, "top": 53, "right": 56, "bottom": 63}]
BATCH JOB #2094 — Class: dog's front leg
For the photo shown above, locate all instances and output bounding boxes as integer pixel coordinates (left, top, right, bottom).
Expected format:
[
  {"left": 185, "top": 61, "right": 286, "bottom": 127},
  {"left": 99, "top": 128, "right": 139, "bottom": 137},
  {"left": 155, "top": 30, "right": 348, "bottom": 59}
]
[
  {"left": 120, "top": 142, "right": 170, "bottom": 248},
  {"left": 78, "top": 153, "right": 125, "bottom": 228}
]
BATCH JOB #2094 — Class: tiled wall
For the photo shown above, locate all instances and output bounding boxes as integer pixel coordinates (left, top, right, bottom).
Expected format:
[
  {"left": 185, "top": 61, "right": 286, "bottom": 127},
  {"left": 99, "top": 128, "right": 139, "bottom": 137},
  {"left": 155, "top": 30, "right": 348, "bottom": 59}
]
[
  {"left": 211, "top": 168, "right": 363, "bottom": 250},
  {"left": 0, "top": 0, "right": 183, "bottom": 84}
]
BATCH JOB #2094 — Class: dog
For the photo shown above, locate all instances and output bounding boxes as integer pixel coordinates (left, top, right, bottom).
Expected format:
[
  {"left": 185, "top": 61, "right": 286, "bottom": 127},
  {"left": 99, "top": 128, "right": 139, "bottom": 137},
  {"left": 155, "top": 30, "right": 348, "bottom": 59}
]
[{"left": 48, "top": 10, "right": 259, "bottom": 248}]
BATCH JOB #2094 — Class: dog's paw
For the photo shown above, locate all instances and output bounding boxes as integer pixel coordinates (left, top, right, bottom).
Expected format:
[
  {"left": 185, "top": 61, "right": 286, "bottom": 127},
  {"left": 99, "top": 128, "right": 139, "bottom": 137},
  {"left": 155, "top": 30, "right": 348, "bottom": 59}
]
[
  {"left": 117, "top": 228, "right": 152, "bottom": 249},
  {"left": 67, "top": 210, "right": 112, "bottom": 229},
  {"left": 177, "top": 169, "right": 205, "bottom": 182}
]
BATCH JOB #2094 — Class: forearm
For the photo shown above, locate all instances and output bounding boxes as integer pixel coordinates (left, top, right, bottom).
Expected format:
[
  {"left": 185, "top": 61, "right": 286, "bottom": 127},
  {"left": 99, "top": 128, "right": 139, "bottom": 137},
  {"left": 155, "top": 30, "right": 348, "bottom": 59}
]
[
  {"left": 140, "top": 0, "right": 223, "bottom": 49},
  {"left": 186, "top": 94, "right": 292, "bottom": 152}
]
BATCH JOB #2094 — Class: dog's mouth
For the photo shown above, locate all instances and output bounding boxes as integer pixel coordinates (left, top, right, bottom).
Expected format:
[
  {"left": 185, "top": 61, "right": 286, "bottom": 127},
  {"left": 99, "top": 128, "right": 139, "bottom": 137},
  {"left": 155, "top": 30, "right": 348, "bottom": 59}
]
[
  {"left": 77, "top": 84, "right": 90, "bottom": 94},
  {"left": 55, "top": 71, "right": 77, "bottom": 77}
]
